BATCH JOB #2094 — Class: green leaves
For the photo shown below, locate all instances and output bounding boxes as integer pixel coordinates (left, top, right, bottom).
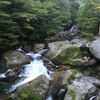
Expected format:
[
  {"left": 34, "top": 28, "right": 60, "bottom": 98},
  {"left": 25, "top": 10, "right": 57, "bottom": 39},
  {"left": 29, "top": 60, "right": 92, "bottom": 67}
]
[{"left": 76, "top": 0, "right": 100, "bottom": 35}]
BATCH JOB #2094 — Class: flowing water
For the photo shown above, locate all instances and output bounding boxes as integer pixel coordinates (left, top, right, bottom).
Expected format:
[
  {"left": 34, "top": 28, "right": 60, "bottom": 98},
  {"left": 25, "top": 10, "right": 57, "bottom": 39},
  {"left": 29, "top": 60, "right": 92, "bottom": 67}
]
[
  {"left": 70, "top": 25, "right": 75, "bottom": 32},
  {"left": 0, "top": 69, "right": 12, "bottom": 78},
  {"left": 0, "top": 47, "right": 98, "bottom": 100},
  {"left": 0, "top": 47, "right": 53, "bottom": 99}
]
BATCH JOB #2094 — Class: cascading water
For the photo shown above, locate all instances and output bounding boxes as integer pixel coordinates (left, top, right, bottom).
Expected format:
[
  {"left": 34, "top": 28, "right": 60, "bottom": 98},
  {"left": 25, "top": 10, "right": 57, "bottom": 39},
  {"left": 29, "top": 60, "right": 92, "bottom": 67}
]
[
  {"left": 46, "top": 95, "right": 53, "bottom": 100},
  {"left": 0, "top": 69, "right": 12, "bottom": 78},
  {"left": 70, "top": 25, "right": 75, "bottom": 32},
  {"left": 0, "top": 47, "right": 53, "bottom": 99},
  {"left": 8, "top": 48, "right": 53, "bottom": 93}
]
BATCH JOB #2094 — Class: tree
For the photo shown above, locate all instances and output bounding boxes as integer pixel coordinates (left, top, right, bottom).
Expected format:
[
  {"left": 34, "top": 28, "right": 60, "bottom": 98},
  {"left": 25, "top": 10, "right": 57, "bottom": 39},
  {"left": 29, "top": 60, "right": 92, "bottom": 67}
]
[
  {"left": 0, "top": 0, "right": 20, "bottom": 51},
  {"left": 30, "top": 1, "right": 69, "bottom": 41},
  {"left": 76, "top": 0, "right": 99, "bottom": 36}
]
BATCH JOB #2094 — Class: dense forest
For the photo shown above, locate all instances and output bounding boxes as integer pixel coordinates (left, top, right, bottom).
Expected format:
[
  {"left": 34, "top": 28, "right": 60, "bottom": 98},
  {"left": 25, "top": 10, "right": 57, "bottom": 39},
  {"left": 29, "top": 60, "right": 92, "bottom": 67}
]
[{"left": 0, "top": 0, "right": 100, "bottom": 51}]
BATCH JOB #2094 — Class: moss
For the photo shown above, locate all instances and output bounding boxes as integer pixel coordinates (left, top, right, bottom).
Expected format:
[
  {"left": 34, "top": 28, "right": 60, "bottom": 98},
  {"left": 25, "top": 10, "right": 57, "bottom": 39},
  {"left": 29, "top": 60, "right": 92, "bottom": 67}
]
[
  {"left": 16, "top": 78, "right": 48, "bottom": 100},
  {"left": 66, "top": 70, "right": 78, "bottom": 85},
  {"left": 68, "top": 89, "right": 76, "bottom": 100},
  {"left": 4, "top": 50, "right": 25, "bottom": 67},
  {"left": 17, "top": 85, "right": 43, "bottom": 100},
  {"left": 52, "top": 46, "right": 81, "bottom": 65},
  {"left": 34, "top": 80, "right": 43, "bottom": 88},
  {"left": 58, "top": 44, "right": 63, "bottom": 49}
]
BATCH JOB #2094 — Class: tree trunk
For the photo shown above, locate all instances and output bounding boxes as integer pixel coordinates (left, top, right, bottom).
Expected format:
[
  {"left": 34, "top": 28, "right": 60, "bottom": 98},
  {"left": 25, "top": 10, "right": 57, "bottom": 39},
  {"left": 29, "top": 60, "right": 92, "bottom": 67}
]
[{"left": 99, "top": 26, "right": 100, "bottom": 35}]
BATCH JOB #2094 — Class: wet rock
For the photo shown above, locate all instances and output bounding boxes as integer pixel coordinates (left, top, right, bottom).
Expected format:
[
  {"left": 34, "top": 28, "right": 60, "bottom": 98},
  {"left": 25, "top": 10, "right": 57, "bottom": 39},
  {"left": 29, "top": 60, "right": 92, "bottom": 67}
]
[
  {"left": 10, "top": 75, "right": 49, "bottom": 100},
  {"left": 5, "top": 68, "right": 18, "bottom": 77},
  {"left": 43, "top": 58, "right": 56, "bottom": 71},
  {"left": 47, "top": 71, "right": 67, "bottom": 100},
  {"left": 3, "top": 50, "right": 32, "bottom": 68},
  {"left": 89, "top": 38, "right": 100, "bottom": 61},
  {"left": 22, "top": 45, "right": 32, "bottom": 52},
  {"left": 80, "top": 43, "right": 88, "bottom": 50},
  {"left": 34, "top": 43, "right": 45, "bottom": 52},
  {"left": 83, "top": 59, "right": 97, "bottom": 66}
]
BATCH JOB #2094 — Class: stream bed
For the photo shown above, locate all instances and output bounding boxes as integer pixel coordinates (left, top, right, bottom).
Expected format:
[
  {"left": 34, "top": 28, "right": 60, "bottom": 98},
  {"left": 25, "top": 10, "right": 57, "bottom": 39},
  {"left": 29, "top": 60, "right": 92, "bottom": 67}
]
[{"left": 0, "top": 48, "right": 53, "bottom": 99}]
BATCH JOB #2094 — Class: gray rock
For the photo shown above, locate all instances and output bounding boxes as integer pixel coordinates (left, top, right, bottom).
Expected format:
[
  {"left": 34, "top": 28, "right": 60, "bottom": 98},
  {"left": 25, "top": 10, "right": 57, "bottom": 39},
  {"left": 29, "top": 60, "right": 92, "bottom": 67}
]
[
  {"left": 71, "top": 38, "right": 91, "bottom": 47},
  {"left": 3, "top": 50, "right": 32, "bottom": 67},
  {"left": 45, "top": 41, "right": 90, "bottom": 66},
  {"left": 89, "top": 38, "right": 100, "bottom": 61},
  {"left": 34, "top": 43, "right": 45, "bottom": 52},
  {"left": 59, "top": 69, "right": 100, "bottom": 100},
  {"left": 22, "top": 45, "right": 32, "bottom": 52}
]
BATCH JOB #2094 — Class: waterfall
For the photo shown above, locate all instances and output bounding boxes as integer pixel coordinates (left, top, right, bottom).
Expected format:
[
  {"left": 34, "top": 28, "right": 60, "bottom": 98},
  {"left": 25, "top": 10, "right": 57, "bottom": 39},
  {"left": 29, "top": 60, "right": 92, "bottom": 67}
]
[
  {"left": 70, "top": 25, "right": 75, "bottom": 32},
  {"left": 46, "top": 95, "right": 53, "bottom": 100},
  {"left": 0, "top": 69, "right": 12, "bottom": 78},
  {"left": 6, "top": 48, "right": 53, "bottom": 93}
]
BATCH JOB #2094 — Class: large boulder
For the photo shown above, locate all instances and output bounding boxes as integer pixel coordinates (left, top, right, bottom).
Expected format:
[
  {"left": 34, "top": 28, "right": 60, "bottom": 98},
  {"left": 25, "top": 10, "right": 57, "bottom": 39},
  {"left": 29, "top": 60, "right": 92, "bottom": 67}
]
[
  {"left": 45, "top": 41, "right": 89, "bottom": 66},
  {"left": 89, "top": 38, "right": 100, "bottom": 61},
  {"left": 54, "top": 69, "right": 100, "bottom": 100},
  {"left": 3, "top": 50, "right": 32, "bottom": 68},
  {"left": 10, "top": 75, "right": 49, "bottom": 100}
]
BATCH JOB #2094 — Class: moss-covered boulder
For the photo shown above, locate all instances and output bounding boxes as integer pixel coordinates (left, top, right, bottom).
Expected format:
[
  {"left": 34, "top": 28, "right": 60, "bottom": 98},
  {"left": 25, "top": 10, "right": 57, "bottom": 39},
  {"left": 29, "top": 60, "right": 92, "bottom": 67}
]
[
  {"left": 3, "top": 50, "right": 32, "bottom": 68},
  {"left": 53, "top": 46, "right": 83, "bottom": 65},
  {"left": 45, "top": 41, "right": 88, "bottom": 66},
  {"left": 60, "top": 69, "right": 100, "bottom": 100},
  {"left": 10, "top": 75, "right": 49, "bottom": 100}
]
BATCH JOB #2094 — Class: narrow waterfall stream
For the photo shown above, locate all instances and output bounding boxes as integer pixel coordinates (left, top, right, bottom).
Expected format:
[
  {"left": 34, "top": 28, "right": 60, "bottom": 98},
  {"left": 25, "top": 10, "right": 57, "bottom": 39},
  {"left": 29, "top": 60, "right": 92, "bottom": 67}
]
[
  {"left": 70, "top": 25, "right": 75, "bottom": 32},
  {"left": 0, "top": 47, "right": 53, "bottom": 99}
]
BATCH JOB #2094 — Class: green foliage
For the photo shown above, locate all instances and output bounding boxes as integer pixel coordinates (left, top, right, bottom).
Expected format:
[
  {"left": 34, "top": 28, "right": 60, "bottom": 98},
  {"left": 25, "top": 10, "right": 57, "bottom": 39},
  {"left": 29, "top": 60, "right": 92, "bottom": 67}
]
[
  {"left": 81, "top": 31, "right": 94, "bottom": 41},
  {"left": 30, "top": 1, "right": 68, "bottom": 40},
  {"left": 1, "top": 0, "right": 100, "bottom": 51},
  {"left": 0, "top": 0, "right": 72, "bottom": 51},
  {"left": 0, "top": 0, "right": 20, "bottom": 50},
  {"left": 76, "top": 0, "right": 100, "bottom": 36}
]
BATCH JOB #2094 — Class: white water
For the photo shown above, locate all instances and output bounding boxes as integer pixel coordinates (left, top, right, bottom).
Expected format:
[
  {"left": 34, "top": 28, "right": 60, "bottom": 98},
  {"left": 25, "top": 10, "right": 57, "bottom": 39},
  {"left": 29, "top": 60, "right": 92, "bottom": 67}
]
[
  {"left": 7, "top": 48, "right": 52, "bottom": 92},
  {"left": 16, "top": 46, "right": 25, "bottom": 53},
  {"left": 46, "top": 95, "right": 53, "bottom": 100},
  {"left": 0, "top": 69, "right": 12, "bottom": 78},
  {"left": 70, "top": 25, "right": 75, "bottom": 32},
  {"left": 89, "top": 96, "right": 96, "bottom": 100}
]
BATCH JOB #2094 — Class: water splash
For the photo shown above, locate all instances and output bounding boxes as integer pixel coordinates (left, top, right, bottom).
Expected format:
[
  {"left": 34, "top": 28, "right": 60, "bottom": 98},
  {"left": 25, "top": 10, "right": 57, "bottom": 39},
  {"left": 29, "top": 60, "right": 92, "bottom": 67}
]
[
  {"left": 8, "top": 49, "right": 52, "bottom": 93},
  {"left": 16, "top": 46, "right": 25, "bottom": 53},
  {"left": 0, "top": 69, "right": 12, "bottom": 78}
]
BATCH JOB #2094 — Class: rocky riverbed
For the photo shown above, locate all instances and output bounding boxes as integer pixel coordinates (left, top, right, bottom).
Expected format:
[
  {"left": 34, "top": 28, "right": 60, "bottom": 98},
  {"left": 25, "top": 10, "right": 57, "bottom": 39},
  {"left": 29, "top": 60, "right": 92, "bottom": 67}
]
[{"left": 0, "top": 33, "right": 100, "bottom": 100}]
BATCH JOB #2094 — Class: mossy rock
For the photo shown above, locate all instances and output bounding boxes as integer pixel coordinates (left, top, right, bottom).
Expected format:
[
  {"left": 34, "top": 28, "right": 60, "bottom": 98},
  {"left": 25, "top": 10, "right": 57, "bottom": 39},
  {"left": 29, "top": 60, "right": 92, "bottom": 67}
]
[
  {"left": 17, "top": 84, "right": 43, "bottom": 100},
  {"left": 3, "top": 50, "right": 31, "bottom": 68},
  {"left": 67, "top": 89, "right": 76, "bottom": 100},
  {"left": 34, "top": 43, "right": 45, "bottom": 52},
  {"left": 11, "top": 75, "right": 49, "bottom": 100},
  {"left": 52, "top": 46, "right": 82, "bottom": 66}
]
